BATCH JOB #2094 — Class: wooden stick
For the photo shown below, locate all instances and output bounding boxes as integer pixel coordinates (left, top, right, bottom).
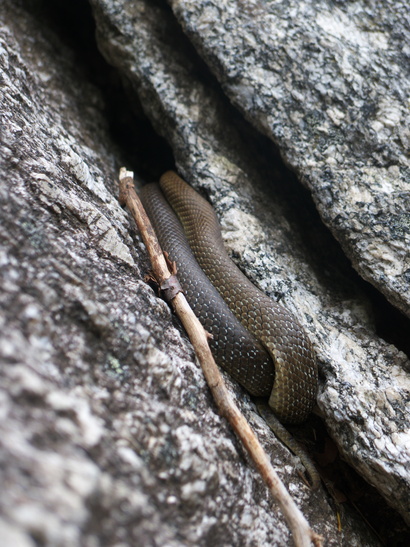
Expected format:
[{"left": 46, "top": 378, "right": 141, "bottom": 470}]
[{"left": 118, "top": 168, "right": 323, "bottom": 547}]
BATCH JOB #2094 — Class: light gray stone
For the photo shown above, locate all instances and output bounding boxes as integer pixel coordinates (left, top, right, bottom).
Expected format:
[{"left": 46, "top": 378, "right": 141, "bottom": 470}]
[
  {"left": 91, "top": 0, "right": 410, "bottom": 525},
  {"left": 169, "top": 0, "right": 410, "bottom": 319},
  {"left": 1, "top": 0, "right": 408, "bottom": 544},
  {"left": 0, "top": 2, "right": 380, "bottom": 546}
]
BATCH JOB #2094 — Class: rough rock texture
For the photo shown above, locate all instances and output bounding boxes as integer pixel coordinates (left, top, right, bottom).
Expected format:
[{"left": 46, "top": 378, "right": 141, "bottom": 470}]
[
  {"left": 0, "top": 2, "right": 384, "bottom": 546},
  {"left": 169, "top": 0, "right": 410, "bottom": 319},
  {"left": 89, "top": 0, "right": 410, "bottom": 525},
  {"left": 1, "top": 0, "right": 409, "bottom": 544}
]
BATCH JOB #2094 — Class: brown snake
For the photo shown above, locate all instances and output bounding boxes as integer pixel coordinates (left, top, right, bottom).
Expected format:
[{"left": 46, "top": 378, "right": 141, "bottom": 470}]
[{"left": 141, "top": 171, "right": 318, "bottom": 425}]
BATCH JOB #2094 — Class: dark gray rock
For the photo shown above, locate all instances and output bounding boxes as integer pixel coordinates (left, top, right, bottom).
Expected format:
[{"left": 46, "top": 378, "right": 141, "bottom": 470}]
[
  {"left": 169, "top": 0, "right": 410, "bottom": 319},
  {"left": 90, "top": 0, "right": 410, "bottom": 526}
]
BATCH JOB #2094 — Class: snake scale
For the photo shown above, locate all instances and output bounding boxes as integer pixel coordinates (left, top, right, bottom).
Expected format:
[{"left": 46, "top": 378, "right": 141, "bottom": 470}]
[{"left": 141, "top": 171, "right": 318, "bottom": 424}]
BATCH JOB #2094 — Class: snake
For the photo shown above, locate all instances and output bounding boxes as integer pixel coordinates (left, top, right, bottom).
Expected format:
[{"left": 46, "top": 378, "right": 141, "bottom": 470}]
[{"left": 140, "top": 171, "right": 317, "bottom": 424}]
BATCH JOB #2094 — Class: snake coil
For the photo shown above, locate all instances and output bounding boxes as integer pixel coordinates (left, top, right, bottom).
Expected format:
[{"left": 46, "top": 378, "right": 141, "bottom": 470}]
[{"left": 141, "top": 171, "right": 317, "bottom": 424}]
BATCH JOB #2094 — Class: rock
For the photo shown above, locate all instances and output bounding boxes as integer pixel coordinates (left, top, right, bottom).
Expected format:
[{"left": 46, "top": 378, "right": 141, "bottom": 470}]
[
  {"left": 168, "top": 0, "right": 410, "bottom": 319},
  {"left": 90, "top": 0, "right": 410, "bottom": 526},
  {"left": 0, "top": 1, "right": 406, "bottom": 545}
]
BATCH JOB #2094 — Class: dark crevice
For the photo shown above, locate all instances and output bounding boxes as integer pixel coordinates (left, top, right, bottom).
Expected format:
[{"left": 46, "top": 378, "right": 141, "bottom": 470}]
[
  {"left": 19, "top": 0, "right": 410, "bottom": 543},
  {"left": 362, "top": 282, "right": 410, "bottom": 359},
  {"left": 22, "top": 0, "right": 174, "bottom": 181}
]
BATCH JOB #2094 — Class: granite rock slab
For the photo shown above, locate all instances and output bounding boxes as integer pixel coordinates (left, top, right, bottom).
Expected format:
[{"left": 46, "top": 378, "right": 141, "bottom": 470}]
[
  {"left": 91, "top": 0, "right": 410, "bottom": 523},
  {"left": 169, "top": 0, "right": 410, "bottom": 318},
  {"left": 0, "top": 2, "right": 382, "bottom": 545}
]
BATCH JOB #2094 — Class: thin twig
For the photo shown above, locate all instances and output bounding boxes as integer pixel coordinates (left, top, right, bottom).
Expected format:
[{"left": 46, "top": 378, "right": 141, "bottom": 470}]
[{"left": 118, "top": 168, "right": 323, "bottom": 547}]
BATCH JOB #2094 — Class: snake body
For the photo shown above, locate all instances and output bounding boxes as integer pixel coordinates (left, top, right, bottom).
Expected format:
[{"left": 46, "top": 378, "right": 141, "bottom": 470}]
[
  {"left": 141, "top": 171, "right": 317, "bottom": 424},
  {"left": 141, "top": 182, "right": 274, "bottom": 396}
]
